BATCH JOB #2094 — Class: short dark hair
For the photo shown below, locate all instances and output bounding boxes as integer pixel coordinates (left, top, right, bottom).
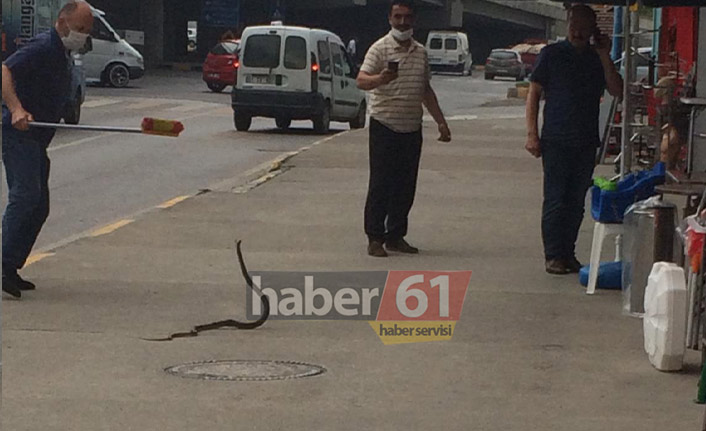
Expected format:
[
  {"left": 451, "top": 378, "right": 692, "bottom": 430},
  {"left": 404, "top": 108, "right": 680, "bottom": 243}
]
[
  {"left": 567, "top": 4, "right": 597, "bottom": 24},
  {"left": 389, "top": 0, "right": 416, "bottom": 15}
]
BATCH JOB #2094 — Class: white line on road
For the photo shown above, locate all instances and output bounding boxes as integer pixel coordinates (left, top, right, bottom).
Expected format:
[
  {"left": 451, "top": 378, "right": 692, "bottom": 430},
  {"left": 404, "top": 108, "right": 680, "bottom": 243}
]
[
  {"left": 82, "top": 98, "right": 122, "bottom": 108},
  {"left": 126, "top": 99, "right": 173, "bottom": 110},
  {"left": 48, "top": 133, "right": 115, "bottom": 152}
]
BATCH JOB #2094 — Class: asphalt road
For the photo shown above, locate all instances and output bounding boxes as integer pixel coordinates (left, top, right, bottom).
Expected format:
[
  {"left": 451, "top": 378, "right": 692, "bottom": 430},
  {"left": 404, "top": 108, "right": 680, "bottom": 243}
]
[{"left": 2, "top": 70, "right": 521, "bottom": 253}]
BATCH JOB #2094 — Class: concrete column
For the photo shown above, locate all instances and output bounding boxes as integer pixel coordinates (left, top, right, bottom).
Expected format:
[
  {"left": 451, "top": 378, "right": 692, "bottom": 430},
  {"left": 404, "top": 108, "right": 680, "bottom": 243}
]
[{"left": 141, "top": 0, "right": 165, "bottom": 67}]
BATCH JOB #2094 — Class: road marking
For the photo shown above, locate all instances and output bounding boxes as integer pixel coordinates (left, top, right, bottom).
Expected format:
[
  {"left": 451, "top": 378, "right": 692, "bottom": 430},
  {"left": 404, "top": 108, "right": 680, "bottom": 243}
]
[
  {"left": 83, "top": 98, "right": 122, "bottom": 108},
  {"left": 24, "top": 252, "right": 55, "bottom": 267},
  {"left": 127, "top": 99, "right": 172, "bottom": 110},
  {"left": 168, "top": 102, "right": 214, "bottom": 112},
  {"left": 157, "top": 195, "right": 191, "bottom": 209},
  {"left": 90, "top": 219, "right": 134, "bottom": 237},
  {"left": 48, "top": 133, "right": 115, "bottom": 152}
]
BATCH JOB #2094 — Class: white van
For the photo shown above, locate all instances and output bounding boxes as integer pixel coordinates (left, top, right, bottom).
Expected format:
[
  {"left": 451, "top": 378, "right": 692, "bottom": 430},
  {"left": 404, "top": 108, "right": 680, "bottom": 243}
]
[
  {"left": 426, "top": 31, "right": 472, "bottom": 76},
  {"left": 83, "top": 8, "right": 144, "bottom": 88},
  {"left": 233, "top": 24, "right": 366, "bottom": 133}
]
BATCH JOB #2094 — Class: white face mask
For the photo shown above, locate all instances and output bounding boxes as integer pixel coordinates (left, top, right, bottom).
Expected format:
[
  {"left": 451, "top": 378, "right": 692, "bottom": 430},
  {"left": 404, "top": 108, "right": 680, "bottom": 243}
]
[
  {"left": 62, "top": 30, "right": 89, "bottom": 51},
  {"left": 391, "top": 28, "right": 413, "bottom": 41}
]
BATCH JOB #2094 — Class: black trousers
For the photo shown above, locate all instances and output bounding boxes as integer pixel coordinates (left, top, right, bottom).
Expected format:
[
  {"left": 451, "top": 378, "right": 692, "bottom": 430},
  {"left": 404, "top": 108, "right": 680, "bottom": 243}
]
[
  {"left": 541, "top": 142, "right": 596, "bottom": 261},
  {"left": 364, "top": 119, "right": 423, "bottom": 242}
]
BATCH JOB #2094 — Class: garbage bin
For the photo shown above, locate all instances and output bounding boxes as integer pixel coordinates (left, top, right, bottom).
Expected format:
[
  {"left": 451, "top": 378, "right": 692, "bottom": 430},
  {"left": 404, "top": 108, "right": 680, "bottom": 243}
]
[{"left": 622, "top": 196, "right": 678, "bottom": 317}]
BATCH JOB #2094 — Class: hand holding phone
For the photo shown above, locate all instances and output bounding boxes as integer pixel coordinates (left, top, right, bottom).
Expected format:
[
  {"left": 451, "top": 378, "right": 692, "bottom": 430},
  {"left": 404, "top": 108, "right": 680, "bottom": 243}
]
[{"left": 592, "top": 28, "right": 611, "bottom": 55}]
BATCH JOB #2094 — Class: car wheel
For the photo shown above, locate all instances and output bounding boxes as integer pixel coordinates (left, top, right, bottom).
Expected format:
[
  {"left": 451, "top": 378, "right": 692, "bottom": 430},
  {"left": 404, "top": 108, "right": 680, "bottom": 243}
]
[
  {"left": 234, "top": 113, "right": 252, "bottom": 132},
  {"left": 107, "top": 63, "right": 130, "bottom": 88},
  {"left": 276, "top": 117, "right": 292, "bottom": 130},
  {"left": 484, "top": 74, "right": 494, "bottom": 80},
  {"left": 313, "top": 103, "right": 330, "bottom": 134},
  {"left": 63, "top": 92, "right": 81, "bottom": 125},
  {"left": 207, "top": 82, "right": 227, "bottom": 93},
  {"left": 349, "top": 101, "right": 367, "bottom": 129}
]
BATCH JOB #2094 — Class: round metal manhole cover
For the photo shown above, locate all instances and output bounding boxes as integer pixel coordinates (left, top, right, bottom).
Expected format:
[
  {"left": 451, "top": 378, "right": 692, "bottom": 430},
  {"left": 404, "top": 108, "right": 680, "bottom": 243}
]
[{"left": 165, "top": 360, "right": 326, "bottom": 382}]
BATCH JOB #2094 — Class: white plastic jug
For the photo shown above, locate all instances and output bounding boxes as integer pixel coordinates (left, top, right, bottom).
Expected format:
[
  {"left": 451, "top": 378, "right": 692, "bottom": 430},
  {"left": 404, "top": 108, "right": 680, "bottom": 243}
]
[{"left": 643, "top": 262, "right": 687, "bottom": 371}]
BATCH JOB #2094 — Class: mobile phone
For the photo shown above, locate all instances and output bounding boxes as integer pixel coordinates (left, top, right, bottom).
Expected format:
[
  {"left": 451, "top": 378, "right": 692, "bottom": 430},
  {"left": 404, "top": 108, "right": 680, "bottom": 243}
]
[
  {"left": 590, "top": 28, "right": 601, "bottom": 46},
  {"left": 387, "top": 60, "right": 399, "bottom": 72}
]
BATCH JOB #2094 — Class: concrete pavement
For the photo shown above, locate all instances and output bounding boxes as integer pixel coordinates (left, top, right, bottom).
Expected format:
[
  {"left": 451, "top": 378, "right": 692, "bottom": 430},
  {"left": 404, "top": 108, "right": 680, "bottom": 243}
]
[{"left": 2, "top": 116, "right": 703, "bottom": 430}]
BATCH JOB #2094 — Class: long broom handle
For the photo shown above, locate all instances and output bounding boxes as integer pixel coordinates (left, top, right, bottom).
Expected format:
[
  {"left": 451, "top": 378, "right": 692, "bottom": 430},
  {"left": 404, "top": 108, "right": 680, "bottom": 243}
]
[{"left": 30, "top": 121, "right": 143, "bottom": 134}]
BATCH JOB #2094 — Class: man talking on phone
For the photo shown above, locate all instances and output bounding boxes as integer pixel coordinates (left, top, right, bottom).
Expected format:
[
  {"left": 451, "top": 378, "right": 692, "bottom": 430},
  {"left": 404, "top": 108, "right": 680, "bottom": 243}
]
[
  {"left": 526, "top": 4, "right": 623, "bottom": 274},
  {"left": 357, "top": 0, "right": 450, "bottom": 258}
]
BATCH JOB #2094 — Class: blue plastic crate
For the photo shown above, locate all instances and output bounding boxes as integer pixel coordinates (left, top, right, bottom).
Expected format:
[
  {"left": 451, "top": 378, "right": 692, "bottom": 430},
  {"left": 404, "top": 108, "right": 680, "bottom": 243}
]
[{"left": 591, "top": 163, "right": 665, "bottom": 224}]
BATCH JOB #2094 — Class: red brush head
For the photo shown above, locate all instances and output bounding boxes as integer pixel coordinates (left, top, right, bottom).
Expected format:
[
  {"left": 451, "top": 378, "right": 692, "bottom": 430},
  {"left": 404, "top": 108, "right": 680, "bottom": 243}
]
[{"left": 141, "top": 118, "right": 185, "bottom": 137}]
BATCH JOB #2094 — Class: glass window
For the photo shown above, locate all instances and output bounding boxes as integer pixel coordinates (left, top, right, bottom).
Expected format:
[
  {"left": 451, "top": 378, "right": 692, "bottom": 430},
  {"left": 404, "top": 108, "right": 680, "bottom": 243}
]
[
  {"left": 491, "top": 51, "right": 517, "bottom": 60},
  {"left": 210, "top": 42, "right": 239, "bottom": 55},
  {"left": 331, "top": 43, "right": 344, "bottom": 76},
  {"left": 284, "top": 36, "right": 307, "bottom": 70},
  {"left": 445, "top": 38, "right": 458, "bottom": 50},
  {"left": 317, "top": 41, "right": 332, "bottom": 74},
  {"left": 343, "top": 51, "right": 356, "bottom": 77},
  {"left": 429, "top": 38, "right": 442, "bottom": 50},
  {"left": 243, "top": 35, "right": 281, "bottom": 68},
  {"left": 91, "top": 19, "right": 116, "bottom": 42}
]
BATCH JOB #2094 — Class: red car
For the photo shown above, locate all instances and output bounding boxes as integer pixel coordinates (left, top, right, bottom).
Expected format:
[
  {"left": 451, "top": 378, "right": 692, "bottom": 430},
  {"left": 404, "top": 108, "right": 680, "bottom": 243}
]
[{"left": 202, "top": 40, "right": 240, "bottom": 93}]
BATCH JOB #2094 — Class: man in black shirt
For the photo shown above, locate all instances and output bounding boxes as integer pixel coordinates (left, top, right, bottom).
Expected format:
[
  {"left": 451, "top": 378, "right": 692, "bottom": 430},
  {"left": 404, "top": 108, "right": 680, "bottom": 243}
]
[{"left": 526, "top": 4, "right": 623, "bottom": 275}]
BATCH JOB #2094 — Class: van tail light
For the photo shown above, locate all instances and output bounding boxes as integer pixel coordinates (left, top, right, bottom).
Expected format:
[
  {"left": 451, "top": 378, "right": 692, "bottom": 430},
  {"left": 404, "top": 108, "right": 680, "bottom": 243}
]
[
  {"left": 233, "top": 60, "right": 240, "bottom": 69},
  {"left": 311, "top": 52, "right": 319, "bottom": 92}
]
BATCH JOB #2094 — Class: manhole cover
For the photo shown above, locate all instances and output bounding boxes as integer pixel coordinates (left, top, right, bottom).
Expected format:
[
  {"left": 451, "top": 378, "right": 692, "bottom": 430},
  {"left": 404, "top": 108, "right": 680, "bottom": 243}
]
[{"left": 165, "top": 360, "right": 326, "bottom": 382}]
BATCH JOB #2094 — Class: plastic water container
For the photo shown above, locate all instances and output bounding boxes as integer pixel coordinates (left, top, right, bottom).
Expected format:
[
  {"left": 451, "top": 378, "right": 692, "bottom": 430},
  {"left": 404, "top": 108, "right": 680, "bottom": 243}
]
[{"left": 643, "top": 262, "right": 687, "bottom": 372}]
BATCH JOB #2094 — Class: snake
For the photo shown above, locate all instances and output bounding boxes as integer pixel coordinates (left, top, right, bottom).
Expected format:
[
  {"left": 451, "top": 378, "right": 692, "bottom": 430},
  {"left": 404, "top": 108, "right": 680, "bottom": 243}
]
[{"left": 142, "top": 240, "right": 270, "bottom": 342}]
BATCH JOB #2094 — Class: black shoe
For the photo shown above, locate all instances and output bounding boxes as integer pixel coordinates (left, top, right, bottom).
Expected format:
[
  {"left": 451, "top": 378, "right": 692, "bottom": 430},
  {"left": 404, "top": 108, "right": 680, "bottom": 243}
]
[
  {"left": 385, "top": 238, "right": 419, "bottom": 254},
  {"left": 2, "top": 274, "right": 22, "bottom": 299},
  {"left": 368, "top": 240, "right": 388, "bottom": 258},
  {"left": 565, "top": 257, "right": 582, "bottom": 274},
  {"left": 545, "top": 259, "right": 571, "bottom": 275},
  {"left": 3, "top": 268, "right": 35, "bottom": 291}
]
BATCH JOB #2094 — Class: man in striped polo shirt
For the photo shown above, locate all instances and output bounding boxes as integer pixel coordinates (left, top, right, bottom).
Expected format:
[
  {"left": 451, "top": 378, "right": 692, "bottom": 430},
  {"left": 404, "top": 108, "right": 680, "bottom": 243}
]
[{"left": 357, "top": 0, "right": 451, "bottom": 258}]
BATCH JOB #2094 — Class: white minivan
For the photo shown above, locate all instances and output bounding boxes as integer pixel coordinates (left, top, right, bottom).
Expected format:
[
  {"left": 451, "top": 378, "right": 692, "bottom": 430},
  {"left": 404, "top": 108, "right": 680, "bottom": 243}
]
[
  {"left": 426, "top": 31, "right": 472, "bottom": 75},
  {"left": 233, "top": 24, "right": 366, "bottom": 133},
  {"left": 83, "top": 8, "right": 145, "bottom": 88}
]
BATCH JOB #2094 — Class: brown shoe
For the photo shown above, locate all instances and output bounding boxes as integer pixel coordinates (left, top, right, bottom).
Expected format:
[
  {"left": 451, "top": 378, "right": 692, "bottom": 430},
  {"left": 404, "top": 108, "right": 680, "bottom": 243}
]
[
  {"left": 385, "top": 238, "right": 419, "bottom": 254},
  {"left": 368, "top": 240, "right": 388, "bottom": 258},
  {"left": 565, "top": 257, "right": 582, "bottom": 274},
  {"left": 545, "top": 259, "right": 571, "bottom": 275}
]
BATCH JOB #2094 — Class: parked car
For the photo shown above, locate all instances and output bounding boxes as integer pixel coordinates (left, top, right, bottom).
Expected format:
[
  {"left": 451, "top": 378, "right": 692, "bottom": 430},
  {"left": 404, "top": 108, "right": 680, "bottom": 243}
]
[
  {"left": 233, "top": 24, "right": 366, "bottom": 133},
  {"left": 187, "top": 28, "right": 197, "bottom": 50},
  {"left": 83, "top": 7, "right": 144, "bottom": 88},
  {"left": 485, "top": 49, "right": 527, "bottom": 81},
  {"left": 426, "top": 31, "right": 472, "bottom": 75},
  {"left": 202, "top": 40, "right": 240, "bottom": 93}
]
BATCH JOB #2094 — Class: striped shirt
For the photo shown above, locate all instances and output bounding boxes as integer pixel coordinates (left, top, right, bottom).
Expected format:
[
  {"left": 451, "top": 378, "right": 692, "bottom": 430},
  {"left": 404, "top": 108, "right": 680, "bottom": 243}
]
[{"left": 360, "top": 32, "right": 430, "bottom": 133}]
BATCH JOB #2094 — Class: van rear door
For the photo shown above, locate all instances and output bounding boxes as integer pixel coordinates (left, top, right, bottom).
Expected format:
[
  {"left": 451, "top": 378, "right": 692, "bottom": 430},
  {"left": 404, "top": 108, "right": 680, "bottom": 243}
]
[
  {"left": 240, "top": 28, "right": 311, "bottom": 93},
  {"left": 427, "top": 35, "right": 443, "bottom": 68}
]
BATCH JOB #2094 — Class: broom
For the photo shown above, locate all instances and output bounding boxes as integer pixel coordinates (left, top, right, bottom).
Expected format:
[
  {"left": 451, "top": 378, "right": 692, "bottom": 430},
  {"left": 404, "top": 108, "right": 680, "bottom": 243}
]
[{"left": 29, "top": 117, "right": 185, "bottom": 138}]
